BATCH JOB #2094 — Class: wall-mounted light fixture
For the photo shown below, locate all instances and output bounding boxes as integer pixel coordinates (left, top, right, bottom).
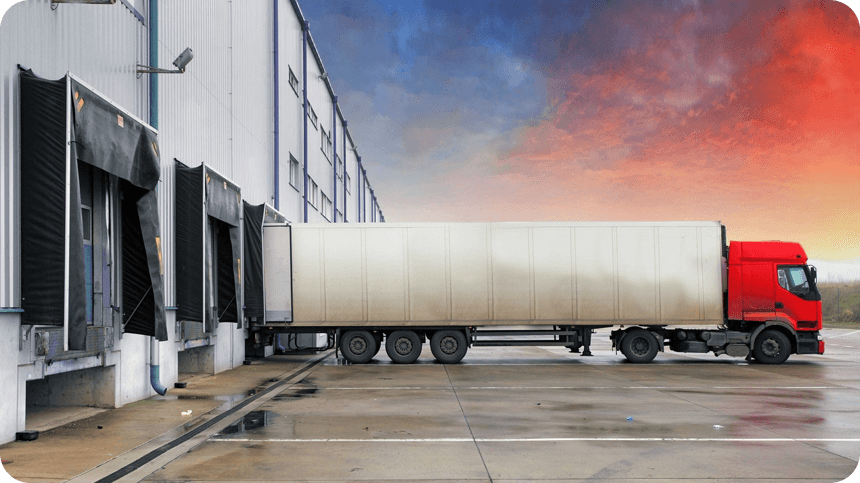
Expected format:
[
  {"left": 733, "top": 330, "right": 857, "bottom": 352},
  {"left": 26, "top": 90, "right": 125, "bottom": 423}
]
[
  {"left": 137, "top": 47, "right": 194, "bottom": 75},
  {"left": 318, "top": 72, "right": 328, "bottom": 80},
  {"left": 51, "top": 0, "right": 115, "bottom": 10}
]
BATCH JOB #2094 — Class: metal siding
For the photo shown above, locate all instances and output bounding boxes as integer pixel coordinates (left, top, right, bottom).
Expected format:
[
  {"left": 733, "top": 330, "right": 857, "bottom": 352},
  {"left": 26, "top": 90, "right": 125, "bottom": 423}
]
[
  {"left": 0, "top": 0, "right": 147, "bottom": 308},
  {"left": 278, "top": 2, "right": 303, "bottom": 224},
  {"left": 158, "top": 0, "right": 232, "bottom": 305},
  {"left": 231, "top": 0, "right": 273, "bottom": 205},
  {"left": 346, "top": 140, "right": 357, "bottom": 221}
]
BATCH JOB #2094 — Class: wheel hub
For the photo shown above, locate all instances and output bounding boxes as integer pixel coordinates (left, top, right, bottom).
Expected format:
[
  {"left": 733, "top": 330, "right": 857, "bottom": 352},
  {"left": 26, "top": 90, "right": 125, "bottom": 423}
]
[
  {"left": 631, "top": 337, "right": 649, "bottom": 356},
  {"left": 348, "top": 337, "right": 367, "bottom": 355},
  {"left": 440, "top": 336, "right": 458, "bottom": 355},
  {"left": 394, "top": 338, "right": 413, "bottom": 355},
  {"left": 761, "top": 338, "right": 780, "bottom": 357}
]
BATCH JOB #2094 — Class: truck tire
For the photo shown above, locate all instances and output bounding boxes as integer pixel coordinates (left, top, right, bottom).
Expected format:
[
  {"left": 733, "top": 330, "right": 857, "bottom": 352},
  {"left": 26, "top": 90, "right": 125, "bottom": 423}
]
[
  {"left": 621, "top": 329, "right": 659, "bottom": 363},
  {"left": 385, "top": 330, "right": 422, "bottom": 364},
  {"left": 430, "top": 330, "right": 468, "bottom": 364},
  {"left": 753, "top": 329, "right": 791, "bottom": 364},
  {"left": 340, "top": 330, "right": 376, "bottom": 364}
]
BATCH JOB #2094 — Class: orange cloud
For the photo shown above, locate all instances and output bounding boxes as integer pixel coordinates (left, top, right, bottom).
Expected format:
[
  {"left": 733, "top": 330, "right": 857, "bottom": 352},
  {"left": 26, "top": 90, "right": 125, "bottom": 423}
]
[{"left": 456, "top": 0, "right": 860, "bottom": 260}]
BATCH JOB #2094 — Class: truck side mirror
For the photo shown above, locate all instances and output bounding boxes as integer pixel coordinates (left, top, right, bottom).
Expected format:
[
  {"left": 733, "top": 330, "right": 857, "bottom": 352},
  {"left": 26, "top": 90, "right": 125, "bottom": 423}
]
[{"left": 810, "top": 265, "right": 817, "bottom": 283}]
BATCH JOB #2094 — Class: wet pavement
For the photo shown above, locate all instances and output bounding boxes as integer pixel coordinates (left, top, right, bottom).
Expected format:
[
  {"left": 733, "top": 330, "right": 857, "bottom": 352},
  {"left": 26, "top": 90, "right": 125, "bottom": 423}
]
[{"left": 2, "top": 328, "right": 860, "bottom": 482}]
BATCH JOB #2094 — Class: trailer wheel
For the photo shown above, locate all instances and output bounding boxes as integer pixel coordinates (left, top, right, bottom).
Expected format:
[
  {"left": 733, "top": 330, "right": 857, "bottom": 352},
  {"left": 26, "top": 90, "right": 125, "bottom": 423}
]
[
  {"left": 753, "top": 329, "right": 791, "bottom": 364},
  {"left": 430, "top": 330, "right": 468, "bottom": 364},
  {"left": 621, "top": 329, "right": 658, "bottom": 363},
  {"left": 385, "top": 330, "right": 422, "bottom": 364},
  {"left": 340, "top": 330, "right": 376, "bottom": 364}
]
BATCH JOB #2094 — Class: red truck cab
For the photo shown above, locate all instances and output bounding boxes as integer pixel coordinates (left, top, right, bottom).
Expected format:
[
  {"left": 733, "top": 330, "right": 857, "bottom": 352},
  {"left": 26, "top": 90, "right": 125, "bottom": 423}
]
[{"left": 727, "top": 241, "right": 824, "bottom": 356}]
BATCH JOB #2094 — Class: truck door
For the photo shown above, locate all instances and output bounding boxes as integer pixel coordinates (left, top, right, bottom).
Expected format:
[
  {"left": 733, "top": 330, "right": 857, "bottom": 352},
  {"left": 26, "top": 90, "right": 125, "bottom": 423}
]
[
  {"left": 741, "top": 263, "right": 775, "bottom": 314},
  {"left": 775, "top": 265, "right": 821, "bottom": 328}
]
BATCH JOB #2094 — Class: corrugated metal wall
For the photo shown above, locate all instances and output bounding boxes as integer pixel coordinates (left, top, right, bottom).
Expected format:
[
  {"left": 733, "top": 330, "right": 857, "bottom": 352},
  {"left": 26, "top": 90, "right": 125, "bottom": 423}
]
[
  {"left": 0, "top": 0, "right": 148, "bottom": 308},
  {"left": 278, "top": 1, "right": 303, "bottom": 223},
  {"left": 0, "top": 0, "right": 386, "bottom": 309},
  {"left": 231, "top": 0, "right": 273, "bottom": 205},
  {"left": 158, "top": 0, "right": 234, "bottom": 306}
]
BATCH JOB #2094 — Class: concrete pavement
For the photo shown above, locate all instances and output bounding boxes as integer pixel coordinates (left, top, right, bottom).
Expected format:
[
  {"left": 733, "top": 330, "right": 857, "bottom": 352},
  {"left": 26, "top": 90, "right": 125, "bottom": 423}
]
[{"left": 2, "top": 329, "right": 860, "bottom": 482}]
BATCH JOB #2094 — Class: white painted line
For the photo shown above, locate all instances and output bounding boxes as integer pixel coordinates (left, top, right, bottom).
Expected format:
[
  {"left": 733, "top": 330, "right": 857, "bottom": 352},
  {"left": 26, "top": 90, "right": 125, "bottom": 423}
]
[
  {"left": 827, "top": 330, "right": 860, "bottom": 338},
  {"left": 323, "top": 386, "right": 840, "bottom": 390},
  {"left": 210, "top": 437, "right": 860, "bottom": 443}
]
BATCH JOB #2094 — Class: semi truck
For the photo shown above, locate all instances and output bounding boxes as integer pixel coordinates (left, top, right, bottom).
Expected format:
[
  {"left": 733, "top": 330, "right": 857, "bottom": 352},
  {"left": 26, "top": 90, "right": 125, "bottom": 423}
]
[{"left": 250, "top": 221, "right": 824, "bottom": 365}]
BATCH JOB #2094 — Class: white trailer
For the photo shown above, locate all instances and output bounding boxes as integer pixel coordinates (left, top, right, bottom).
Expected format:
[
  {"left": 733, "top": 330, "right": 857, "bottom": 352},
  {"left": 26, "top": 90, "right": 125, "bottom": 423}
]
[{"left": 260, "top": 221, "right": 728, "bottom": 364}]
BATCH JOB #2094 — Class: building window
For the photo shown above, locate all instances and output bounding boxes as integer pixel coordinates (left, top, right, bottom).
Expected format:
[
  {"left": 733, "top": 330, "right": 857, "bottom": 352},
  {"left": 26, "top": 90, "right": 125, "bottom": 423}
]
[
  {"left": 309, "top": 178, "right": 318, "bottom": 209},
  {"left": 288, "top": 66, "right": 299, "bottom": 96},
  {"left": 289, "top": 153, "right": 300, "bottom": 189},
  {"left": 321, "top": 193, "right": 332, "bottom": 220},
  {"left": 336, "top": 155, "right": 343, "bottom": 179},
  {"left": 345, "top": 172, "right": 351, "bottom": 193},
  {"left": 321, "top": 127, "right": 332, "bottom": 161},
  {"left": 307, "top": 102, "right": 317, "bottom": 129}
]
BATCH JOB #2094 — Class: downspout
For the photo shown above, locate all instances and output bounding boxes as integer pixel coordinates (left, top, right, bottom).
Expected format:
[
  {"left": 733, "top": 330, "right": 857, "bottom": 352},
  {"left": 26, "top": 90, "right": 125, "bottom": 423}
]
[
  {"left": 150, "top": 338, "right": 167, "bottom": 396},
  {"left": 356, "top": 156, "right": 362, "bottom": 222},
  {"left": 149, "top": 0, "right": 167, "bottom": 396},
  {"left": 342, "top": 120, "right": 347, "bottom": 221},
  {"left": 363, "top": 168, "right": 368, "bottom": 222},
  {"left": 272, "top": 0, "right": 280, "bottom": 210},
  {"left": 302, "top": 21, "right": 309, "bottom": 223},
  {"left": 332, "top": 96, "right": 337, "bottom": 222}
]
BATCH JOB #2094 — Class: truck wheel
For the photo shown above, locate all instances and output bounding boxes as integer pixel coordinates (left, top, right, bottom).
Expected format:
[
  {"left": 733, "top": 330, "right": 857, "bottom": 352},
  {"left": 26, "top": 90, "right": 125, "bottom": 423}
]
[
  {"left": 753, "top": 329, "right": 791, "bottom": 364},
  {"left": 621, "top": 329, "right": 658, "bottom": 363},
  {"left": 430, "top": 330, "right": 468, "bottom": 364},
  {"left": 385, "top": 330, "right": 422, "bottom": 364},
  {"left": 340, "top": 330, "right": 376, "bottom": 364}
]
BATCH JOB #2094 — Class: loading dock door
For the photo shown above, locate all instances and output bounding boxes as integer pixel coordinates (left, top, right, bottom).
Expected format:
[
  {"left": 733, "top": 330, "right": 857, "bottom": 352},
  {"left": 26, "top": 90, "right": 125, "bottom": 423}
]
[
  {"left": 175, "top": 161, "right": 242, "bottom": 332},
  {"left": 19, "top": 68, "right": 166, "bottom": 349},
  {"left": 243, "top": 202, "right": 287, "bottom": 324}
]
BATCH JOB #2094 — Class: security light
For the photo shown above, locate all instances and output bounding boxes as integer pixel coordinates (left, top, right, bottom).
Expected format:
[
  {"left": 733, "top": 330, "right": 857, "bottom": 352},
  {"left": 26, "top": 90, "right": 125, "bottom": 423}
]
[
  {"left": 137, "top": 47, "right": 194, "bottom": 75},
  {"left": 172, "top": 48, "right": 194, "bottom": 72},
  {"left": 51, "top": 0, "right": 114, "bottom": 10}
]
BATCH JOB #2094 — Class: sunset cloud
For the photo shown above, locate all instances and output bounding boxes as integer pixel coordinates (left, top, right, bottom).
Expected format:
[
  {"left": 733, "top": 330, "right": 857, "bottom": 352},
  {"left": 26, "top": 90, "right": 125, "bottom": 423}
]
[{"left": 302, "top": 0, "right": 860, "bottom": 261}]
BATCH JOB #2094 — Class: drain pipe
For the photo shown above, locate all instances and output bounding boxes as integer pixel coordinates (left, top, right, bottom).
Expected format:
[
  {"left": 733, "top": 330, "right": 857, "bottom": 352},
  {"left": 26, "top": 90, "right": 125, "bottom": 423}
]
[
  {"left": 363, "top": 168, "right": 368, "bottom": 222},
  {"left": 356, "top": 156, "right": 362, "bottom": 222},
  {"left": 272, "top": 0, "right": 280, "bottom": 210},
  {"left": 332, "top": 96, "right": 337, "bottom": 222},
  {"left": 150, "top": 337, "right": 167, "bottom": 396},
  {"left": 148, "top": 0, "right": 167, "bottom": 397},
  {"left": 302, "top": 20, "right": 309, "bottom": 223},
  {"left": 342, "top": 120, "right": 347, "bottom": 221}
]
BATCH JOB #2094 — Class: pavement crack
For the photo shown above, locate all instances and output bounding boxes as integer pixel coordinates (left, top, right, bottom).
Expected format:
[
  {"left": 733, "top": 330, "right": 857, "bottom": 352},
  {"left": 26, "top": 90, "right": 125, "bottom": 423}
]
[{"left": 443, "top": 364, "right": 494, "bottom": 483}]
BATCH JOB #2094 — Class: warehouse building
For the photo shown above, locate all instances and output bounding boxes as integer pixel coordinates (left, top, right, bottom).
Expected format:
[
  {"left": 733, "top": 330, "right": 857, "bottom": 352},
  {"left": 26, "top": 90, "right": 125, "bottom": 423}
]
[{"left": 0, "top": 0, "right": 385, "bottom": 445}]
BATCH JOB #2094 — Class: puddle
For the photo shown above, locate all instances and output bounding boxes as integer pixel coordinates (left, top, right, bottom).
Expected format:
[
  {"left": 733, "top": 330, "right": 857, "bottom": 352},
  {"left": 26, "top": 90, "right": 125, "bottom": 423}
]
[{"left": 218, "top": 410, "right": 274, "bottom": 435}]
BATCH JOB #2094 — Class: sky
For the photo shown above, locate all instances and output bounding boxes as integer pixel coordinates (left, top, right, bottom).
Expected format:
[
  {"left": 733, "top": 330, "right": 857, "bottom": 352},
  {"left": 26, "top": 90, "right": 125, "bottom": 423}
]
[{"left": 299, "top": 0, "right": 860, "bottom": 265}]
